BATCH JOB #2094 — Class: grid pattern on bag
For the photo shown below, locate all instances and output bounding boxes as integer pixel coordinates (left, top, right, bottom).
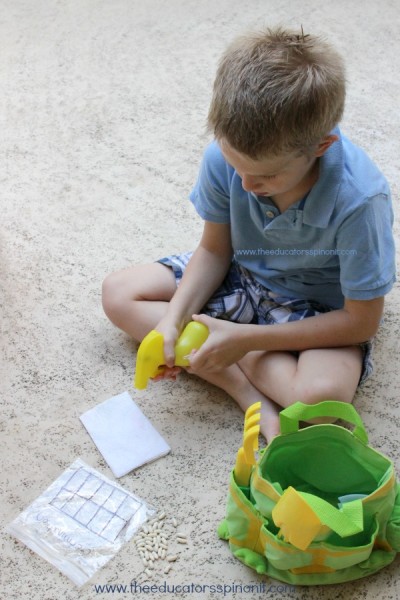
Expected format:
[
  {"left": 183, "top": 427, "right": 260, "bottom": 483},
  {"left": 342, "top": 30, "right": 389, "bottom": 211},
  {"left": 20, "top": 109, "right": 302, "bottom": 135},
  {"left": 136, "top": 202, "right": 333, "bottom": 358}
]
[{"left": 50, "top": 466, "right": 141, "bottom": 542}]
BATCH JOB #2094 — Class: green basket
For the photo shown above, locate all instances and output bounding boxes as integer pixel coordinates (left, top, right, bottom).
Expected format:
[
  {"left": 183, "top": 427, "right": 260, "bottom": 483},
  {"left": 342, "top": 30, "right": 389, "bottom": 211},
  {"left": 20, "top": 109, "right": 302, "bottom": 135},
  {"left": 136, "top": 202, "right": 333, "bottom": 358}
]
[{"left": 218, "top": 401, "right": 400, "bottom": 585}]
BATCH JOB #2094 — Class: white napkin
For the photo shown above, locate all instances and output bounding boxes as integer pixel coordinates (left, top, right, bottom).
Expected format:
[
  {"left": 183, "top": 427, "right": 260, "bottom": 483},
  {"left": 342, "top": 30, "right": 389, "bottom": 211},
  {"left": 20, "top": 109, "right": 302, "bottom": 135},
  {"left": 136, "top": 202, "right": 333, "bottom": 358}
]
[{"left": 80, "top": 391, "right": 170, "bottom": 477}]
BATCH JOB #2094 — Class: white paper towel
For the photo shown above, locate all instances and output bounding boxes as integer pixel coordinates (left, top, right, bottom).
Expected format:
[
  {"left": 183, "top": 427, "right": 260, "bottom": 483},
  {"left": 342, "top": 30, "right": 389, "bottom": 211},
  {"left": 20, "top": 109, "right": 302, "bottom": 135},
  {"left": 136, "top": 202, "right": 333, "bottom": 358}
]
[{"left": 80, "top": 391, "right": 170, "bottom": 477}]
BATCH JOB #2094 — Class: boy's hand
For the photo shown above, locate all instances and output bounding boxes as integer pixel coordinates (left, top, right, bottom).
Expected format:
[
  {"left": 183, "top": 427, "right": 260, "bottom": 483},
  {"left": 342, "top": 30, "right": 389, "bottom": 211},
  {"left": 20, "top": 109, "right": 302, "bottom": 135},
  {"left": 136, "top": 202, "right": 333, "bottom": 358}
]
[
  {"left": 150, "top": 316, "right": 182, "bottom": 382},
  {"left": 187, "top": 314, "right": 250, "bottom": 372},
  {"left": 151, "top": 365, "right": 182, "bottom": 382},
  {"left": 153, "top": 316, "right": 181, "bottom": 367}
]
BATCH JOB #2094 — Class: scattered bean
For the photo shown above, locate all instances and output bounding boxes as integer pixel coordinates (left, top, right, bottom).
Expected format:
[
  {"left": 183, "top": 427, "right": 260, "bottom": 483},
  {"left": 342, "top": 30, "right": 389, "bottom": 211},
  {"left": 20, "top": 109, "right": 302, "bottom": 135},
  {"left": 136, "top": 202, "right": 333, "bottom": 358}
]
[{"left": 166, "top": 554, "right": 178, "bottom": 562}]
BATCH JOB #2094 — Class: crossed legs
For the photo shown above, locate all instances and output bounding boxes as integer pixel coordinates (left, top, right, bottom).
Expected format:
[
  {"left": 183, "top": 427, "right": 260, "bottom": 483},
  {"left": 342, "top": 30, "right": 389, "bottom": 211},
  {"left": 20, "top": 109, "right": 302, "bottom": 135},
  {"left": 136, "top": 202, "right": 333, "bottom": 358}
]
[{"left": 102, "top": 263, "right": 363, "bottom": 442}]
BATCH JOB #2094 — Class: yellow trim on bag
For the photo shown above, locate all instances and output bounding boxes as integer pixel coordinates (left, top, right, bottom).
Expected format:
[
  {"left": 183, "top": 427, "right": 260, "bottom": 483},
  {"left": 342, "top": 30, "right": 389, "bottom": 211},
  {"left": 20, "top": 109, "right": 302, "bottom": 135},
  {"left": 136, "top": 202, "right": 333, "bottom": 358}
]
[
  {"left": 291, "top": 564, "right": 336, "bottom": 574},
  {"left": 229, "top": 481, "right": 264, "bottom": 554},
  {"left": 259, "top": 527, "right": 299, "bottom": 556},
  {"left": 374, "top": 537, "right": 393, "bottom": 552},
  {"left": 252, "top": 468, "right": 281, "bottom": 502},
  {"left": 290, "top": 541, "right": 370, "bottom": 573},
  {"left": 365, "top": 471, "right": 395, "bottom": 502},
  {"left": 261, "top": 523, "right": 370, "bottom": 562}
]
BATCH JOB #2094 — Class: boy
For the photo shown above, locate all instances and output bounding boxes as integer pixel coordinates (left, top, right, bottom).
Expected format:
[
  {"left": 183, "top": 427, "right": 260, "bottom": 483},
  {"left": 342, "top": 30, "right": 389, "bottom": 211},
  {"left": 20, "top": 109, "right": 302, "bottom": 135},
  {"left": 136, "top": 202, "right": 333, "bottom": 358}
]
[{"left": 102, "top": 27, "right": 396, "bottom": 441}]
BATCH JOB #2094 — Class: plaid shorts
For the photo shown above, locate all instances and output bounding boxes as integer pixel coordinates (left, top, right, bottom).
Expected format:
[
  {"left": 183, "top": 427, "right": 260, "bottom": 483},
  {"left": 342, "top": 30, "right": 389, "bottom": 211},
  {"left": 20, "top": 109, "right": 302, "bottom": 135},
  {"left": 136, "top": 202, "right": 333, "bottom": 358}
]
[{"left": 158, "top": 252, "right": 373, "bottom": 385}]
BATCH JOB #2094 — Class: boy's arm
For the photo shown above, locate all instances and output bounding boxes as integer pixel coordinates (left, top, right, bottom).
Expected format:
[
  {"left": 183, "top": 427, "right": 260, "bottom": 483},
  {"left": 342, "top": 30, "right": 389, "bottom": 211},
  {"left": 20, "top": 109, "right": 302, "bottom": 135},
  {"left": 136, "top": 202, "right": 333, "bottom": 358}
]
[
  {"left": 156, "top": 220, "right": 232, "bottom": 365},
  {"left": 248, "top": 296, "right": 384, "bottom": 351},
  {"left": 189, "top": 296, "right": 384, "bottom": 371}
]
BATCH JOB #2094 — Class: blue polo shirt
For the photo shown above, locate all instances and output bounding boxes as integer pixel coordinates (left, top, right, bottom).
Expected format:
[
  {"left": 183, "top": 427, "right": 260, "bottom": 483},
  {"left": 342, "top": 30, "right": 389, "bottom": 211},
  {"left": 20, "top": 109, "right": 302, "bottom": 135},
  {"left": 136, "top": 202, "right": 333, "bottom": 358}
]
[{"left": 189, "top": 129, "right": 396, "bottom": 309}]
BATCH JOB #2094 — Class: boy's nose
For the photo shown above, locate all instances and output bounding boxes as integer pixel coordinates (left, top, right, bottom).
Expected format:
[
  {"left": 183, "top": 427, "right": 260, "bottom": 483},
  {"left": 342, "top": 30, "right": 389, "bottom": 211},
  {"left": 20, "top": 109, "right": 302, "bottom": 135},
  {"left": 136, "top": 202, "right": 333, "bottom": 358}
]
[{"left": 241, "top": 174, "right": 261, "bottom": 192}]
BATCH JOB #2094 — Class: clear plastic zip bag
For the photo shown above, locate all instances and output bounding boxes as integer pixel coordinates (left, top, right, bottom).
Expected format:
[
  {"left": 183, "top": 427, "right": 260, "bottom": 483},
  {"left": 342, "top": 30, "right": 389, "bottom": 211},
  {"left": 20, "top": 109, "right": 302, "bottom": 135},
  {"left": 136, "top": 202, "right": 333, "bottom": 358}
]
[{"left": 6, "top": 459, "right": 155, "bottom": 586}]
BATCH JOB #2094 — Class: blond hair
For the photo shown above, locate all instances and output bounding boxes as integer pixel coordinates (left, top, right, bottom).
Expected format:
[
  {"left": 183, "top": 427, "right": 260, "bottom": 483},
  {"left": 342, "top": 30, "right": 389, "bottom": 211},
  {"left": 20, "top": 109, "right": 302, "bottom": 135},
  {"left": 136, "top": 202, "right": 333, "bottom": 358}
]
[{"left": 207, "top": 27, "right": 346, "bottom": 158}]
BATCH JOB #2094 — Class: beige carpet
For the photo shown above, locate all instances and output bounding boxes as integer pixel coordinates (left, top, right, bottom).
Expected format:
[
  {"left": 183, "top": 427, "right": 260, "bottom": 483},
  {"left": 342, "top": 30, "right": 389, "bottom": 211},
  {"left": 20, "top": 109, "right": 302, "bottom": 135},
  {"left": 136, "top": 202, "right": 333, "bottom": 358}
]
[{"left": 1, "top": 1, "right": 399, "bottom": 599}]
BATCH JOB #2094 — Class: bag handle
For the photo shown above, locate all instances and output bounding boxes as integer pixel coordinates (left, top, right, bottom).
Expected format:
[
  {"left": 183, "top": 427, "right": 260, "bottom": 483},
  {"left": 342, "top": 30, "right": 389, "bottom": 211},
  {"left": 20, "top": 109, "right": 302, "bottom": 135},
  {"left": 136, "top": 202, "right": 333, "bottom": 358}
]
[{"left": 279, "top": 401, "right": 368, "bottom": 444}]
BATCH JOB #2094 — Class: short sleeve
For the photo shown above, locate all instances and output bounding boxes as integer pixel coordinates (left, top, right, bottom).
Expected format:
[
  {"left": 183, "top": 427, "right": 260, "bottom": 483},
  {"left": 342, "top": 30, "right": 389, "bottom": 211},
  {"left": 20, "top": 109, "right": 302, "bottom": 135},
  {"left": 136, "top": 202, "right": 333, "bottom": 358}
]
[
  {"left": 189, "top": 142, "right": 231, "bottom": 223},
  {"left": 337, "top": 193, "right": 396, "bottom": 299}
]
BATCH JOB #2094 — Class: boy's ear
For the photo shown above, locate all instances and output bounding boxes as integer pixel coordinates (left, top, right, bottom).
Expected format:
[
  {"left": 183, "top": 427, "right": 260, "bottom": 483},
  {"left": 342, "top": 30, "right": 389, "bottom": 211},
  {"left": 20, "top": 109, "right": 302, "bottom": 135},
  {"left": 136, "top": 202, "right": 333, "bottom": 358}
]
[{"left": 314, "top": 134, "right": 339, "bottom": 157}]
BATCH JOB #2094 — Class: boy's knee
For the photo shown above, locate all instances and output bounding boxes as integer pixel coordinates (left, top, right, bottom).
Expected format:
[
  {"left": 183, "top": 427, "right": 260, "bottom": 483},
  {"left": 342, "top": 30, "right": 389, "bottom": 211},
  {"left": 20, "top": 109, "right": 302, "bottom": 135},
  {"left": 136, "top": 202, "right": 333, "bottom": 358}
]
[
  {"left": 294, "top": 375, "right": 353, "bottom": 404},
  {"left": 102, "top": 272, "right": 126, "bottom": 319},
  {"left": 292, "top": 377, "right": 354, "bottom": 424}
]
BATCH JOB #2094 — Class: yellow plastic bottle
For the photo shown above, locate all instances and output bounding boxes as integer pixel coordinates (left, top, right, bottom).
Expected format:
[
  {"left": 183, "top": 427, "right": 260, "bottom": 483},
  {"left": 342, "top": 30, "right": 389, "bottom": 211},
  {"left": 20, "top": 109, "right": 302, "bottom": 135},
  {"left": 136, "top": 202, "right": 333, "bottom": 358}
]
[
  {"left": 174, "top": 321, "right": 209, "bottom": 366},
  {"left": 134, "top": 321, "right": 209, "bottom": 389}
]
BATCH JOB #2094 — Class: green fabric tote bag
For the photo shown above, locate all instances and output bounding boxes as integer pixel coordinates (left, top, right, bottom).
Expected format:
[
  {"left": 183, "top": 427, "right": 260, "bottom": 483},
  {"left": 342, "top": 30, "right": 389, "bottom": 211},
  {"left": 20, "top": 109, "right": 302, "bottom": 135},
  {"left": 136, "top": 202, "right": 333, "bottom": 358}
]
[{"left": 218, "top": 401, "right": 400, "bottom": 585}]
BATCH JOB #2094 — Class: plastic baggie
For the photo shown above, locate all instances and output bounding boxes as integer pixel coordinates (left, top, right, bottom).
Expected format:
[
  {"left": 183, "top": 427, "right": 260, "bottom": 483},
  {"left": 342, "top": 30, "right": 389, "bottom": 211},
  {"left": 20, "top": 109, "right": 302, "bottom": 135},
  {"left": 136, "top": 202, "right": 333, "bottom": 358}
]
[{"left": 6, "top": 459, "right": 155, "bottom": 586}]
